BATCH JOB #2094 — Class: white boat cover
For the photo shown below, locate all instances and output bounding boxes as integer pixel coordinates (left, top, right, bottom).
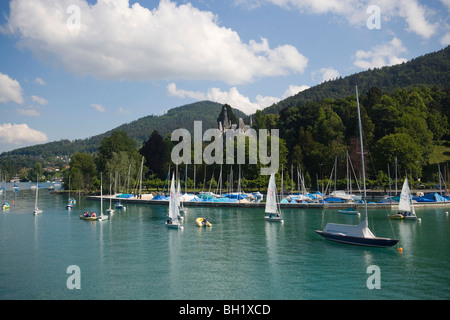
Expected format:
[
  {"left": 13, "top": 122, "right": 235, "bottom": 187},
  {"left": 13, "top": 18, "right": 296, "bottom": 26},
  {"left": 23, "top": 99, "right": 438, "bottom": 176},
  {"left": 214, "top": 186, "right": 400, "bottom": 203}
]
[{"left": 323, "top": 220, "right": 376, "bottom": 238}]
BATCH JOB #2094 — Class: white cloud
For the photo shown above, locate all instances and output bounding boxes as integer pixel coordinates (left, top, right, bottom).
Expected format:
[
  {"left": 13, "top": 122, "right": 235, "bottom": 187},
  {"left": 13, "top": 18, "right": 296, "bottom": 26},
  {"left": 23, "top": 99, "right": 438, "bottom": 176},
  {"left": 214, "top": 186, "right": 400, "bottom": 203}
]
[
  {"left": 441, "top": 33, "right": 450, "bottom": 46},
  {"left": 167, "top": 82, "right": 311, "bottom": 114},
  {"left": 167, "top": 83, "right": 264, "bottom": 114},
  {"left": 282, "top": 84, "right": 310, "bottom": 99},
  {"left": 238, "top": 0, "right": 437, "bottom": 38},
  {"left": 91, "top": 104, "right": 106, "bottom": 113},
  {"left": 116, "top": 107, "right": 130, "bottom": 116},
  {"left": 0, "top": 123, "right": 48, "bottom": 145},
  {"left": 34, "top": 77, "right": 46, "bottom": 85},
  {"left": 312, "top": 67, "right": 340, "bottom": 83},
  {"left": 4, "top": 0, "right": 308, "bottom": 85},
  {"left": 17, "top": 107, "right": 40, "bottom": 117},
  {"left": 353, "top": 37, "right": 408, "bottom": 69},
  {"left": 0, "top": 72, "right": 24, "bottom": 104},
  {"left": 31, "top": 95, "right": 48, "bottom": 106}
]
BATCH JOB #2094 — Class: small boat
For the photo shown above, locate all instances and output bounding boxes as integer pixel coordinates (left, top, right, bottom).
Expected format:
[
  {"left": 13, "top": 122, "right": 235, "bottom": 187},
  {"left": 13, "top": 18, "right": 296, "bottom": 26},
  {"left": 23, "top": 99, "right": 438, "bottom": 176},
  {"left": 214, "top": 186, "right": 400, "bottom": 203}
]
[
  {"left": 264, "top": 173, "right": 284, "bottom": 223},
  {"left": 2, "top": 202, "right": 10, "bottom": 210},
  {"left": 338, "top": 208, "right": 360, "bottom": 216},
  {"left": 115, "top": 202, "right": 126, "bottom": 211},
  {"left": 80, "top": 212, "right": 99, "bottom": 221},
  {"left": 33, "top": 176, "right": 43, "bottom": 216},
  {"left": 196, "top": 217, "right": 212, "bottom": 227},
  {"left": 166, "top": 173, "right": 183, "bottom": 230},
  {"left": 388, "top": 177, "right": 421, "bottom": 222}
]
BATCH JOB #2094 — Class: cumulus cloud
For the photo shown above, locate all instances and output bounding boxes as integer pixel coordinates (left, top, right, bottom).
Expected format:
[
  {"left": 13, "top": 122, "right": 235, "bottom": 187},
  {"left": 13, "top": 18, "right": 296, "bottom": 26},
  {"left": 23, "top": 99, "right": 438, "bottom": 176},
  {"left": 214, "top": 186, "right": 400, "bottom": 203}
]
[
  {"left": 353, "top": 37, "right": 408, "bottom": 69},
  {"left": 31, "top": 95, "right": 49, "bottom": 106},
  {"left": 167, "top": 82, "right": 311, "bottom": 114},
  {"left": 4, "top": 0, "right": 308, "bottom": 85},
  {"left": 0, "top": 123, "right": 48, "bottom": 145},
  {"left": 91, "top": 103, "right": 106, "bottom": 113},
  {"left": 17, "top": 107, "right": 40, "bottom": 117},
  {"left": 34, "top": 77, "right": 46, "bottom": 85},
  {"left": 167, "top": 83, "right": 264, "bottom": 114},
  {"left": 282, "top": 84, "right": 310, "bottom": 99},
  {"left": 0, "top": 72, "right": 24, "bottom": 104},
  {"left": 441, "top": 32, "right": 450, "bottom": 46},
  {"left": 312, "top": 67, "right": 340, "bottom": 83},
  {"left": 236, "top": 0, "right": 437, "bottom": 38}
]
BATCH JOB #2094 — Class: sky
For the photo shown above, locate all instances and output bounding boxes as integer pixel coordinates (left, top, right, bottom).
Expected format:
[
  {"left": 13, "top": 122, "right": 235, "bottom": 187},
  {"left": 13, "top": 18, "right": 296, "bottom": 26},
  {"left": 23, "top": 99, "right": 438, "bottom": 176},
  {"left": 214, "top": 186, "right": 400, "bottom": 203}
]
[{"left": 0, "top": 0, "right": 449, "bottom": 153}]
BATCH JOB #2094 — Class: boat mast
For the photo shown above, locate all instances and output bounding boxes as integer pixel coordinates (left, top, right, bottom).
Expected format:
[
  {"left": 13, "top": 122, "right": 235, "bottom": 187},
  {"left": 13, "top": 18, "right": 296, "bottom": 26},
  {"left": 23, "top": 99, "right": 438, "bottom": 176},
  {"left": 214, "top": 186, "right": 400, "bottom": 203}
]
[{"left": 356, "top": 86, "right": 368, "bottom": 224}]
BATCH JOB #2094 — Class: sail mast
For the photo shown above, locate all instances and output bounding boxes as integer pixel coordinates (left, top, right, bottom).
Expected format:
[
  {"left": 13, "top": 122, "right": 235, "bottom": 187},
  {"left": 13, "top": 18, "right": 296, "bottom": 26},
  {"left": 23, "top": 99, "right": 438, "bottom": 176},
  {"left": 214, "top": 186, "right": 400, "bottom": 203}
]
[{"left": 356, "top": 86, "right": 368, "bottom": 224}]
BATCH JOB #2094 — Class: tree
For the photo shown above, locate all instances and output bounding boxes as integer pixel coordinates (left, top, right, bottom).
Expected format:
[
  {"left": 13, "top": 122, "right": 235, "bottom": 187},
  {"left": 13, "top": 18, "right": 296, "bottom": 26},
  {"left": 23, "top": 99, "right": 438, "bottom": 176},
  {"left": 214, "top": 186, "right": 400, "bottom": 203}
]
[
  {"left": 140, "top": 130, "right": 166, "bottom": 178},
  {"left": 95, "top": 130, "right": 138, "bottom": 174},
  {"left": 373, "top": 133, "right": 424, "bottom": 177},
  {"left": 69, "top": 152, "right": 97, "bottom": 190}
]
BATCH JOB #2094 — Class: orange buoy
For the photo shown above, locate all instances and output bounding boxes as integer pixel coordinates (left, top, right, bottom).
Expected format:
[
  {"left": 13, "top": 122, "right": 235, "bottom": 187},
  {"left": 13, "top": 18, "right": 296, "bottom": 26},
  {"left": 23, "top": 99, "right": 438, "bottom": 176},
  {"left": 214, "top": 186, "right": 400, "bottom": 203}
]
[{"left": 398, "top": 247, "right": 403, "bottom": 253}]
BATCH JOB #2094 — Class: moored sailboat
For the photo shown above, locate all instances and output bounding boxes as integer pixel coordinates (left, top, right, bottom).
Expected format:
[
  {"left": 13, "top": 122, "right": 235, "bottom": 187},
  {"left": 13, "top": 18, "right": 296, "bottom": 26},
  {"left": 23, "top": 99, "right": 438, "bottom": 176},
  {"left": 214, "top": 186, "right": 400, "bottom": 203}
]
[
  {"left": 389, "top": 177, "right": 421, "bottom": 221},
  {"left": 264, "top": 173, "right": 284, "bottom": 223},
  {"left": 166, "top": 173, "right": 183, "bottom": 229},
  {"left": 316, "top": 86, "right": 399, "bottom": 248},
  {"left": 33, "top": 176, "right": 43, "bottom": 215}
]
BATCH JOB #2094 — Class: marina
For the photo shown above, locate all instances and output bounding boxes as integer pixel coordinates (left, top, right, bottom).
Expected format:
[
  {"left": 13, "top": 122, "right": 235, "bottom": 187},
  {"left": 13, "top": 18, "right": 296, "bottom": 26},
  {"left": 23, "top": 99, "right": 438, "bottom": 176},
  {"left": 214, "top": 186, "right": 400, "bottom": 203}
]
[{"left": 1, "top": 182, "right": 449, "bottom": 300}]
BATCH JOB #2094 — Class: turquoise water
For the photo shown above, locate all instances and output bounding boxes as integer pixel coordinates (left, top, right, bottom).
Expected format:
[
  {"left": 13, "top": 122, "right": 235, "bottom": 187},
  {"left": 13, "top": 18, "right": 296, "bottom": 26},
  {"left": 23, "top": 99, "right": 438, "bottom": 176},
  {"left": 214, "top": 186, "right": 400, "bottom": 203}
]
[{"left": 1, "top": 182, "right": 449, "bottom": 300}]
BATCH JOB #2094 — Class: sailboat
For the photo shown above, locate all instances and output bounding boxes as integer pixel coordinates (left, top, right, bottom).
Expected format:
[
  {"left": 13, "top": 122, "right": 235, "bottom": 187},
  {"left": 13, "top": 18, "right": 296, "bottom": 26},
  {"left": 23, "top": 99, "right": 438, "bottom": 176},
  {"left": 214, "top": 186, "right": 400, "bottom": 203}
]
[
  {"left": 33, "top": 176, "right": 43, "bottom": 215},
  {"left": 389, "top": 177, "right": 421, "bottom": 221},
  {"left": 66, "top": 177, "right": 73, "bottom": 210},
  {"left": 264, "top": 173, "right": 284, "bottom": 222},
  {"left": 106, "top": 179, "right": 115, "bottom": 215},
  {"left": 166, "top": 173, "right": 183, "bottom": 229},
  {"left": 316, "top": 87, "right": 399, "bottom": 248}
]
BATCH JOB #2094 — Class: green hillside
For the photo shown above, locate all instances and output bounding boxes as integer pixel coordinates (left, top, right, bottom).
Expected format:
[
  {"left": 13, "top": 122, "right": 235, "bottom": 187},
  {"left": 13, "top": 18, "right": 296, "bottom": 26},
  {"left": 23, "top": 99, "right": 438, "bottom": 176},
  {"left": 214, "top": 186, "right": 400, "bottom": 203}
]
[
  {"left": 263, "top": 46, "right": 450, "bottom": 115},
  {"left": 0, "top": 101, "right": 245, "bottom": 159}
]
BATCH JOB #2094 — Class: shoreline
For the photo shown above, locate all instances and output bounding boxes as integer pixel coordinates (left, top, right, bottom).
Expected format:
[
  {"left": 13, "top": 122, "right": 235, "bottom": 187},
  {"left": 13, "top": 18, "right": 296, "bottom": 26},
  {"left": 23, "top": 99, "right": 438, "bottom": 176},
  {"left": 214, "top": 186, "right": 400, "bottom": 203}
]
[{"left": 85, "top": 194, "right": 450, "bottom": 210}]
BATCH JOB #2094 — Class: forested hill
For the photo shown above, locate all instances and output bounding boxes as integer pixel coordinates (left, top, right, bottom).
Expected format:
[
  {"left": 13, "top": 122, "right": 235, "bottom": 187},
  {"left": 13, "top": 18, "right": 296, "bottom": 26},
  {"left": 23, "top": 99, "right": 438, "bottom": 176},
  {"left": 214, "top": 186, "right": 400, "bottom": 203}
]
[
  {"left": 263, "top": 45, "right": 450, "bottom": 115},
  {"left": 0, "top": 101, "right": 246, "bottom": 159}
]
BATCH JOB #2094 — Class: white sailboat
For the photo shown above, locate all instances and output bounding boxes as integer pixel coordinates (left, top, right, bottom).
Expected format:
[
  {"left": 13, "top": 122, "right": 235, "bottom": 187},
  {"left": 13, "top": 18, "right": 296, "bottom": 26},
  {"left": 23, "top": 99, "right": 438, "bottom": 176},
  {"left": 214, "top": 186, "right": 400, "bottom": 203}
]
[
  {"left": 106, "top": 179, "right": 115, "bottom": 215},
  {"left": 33, "top": 176, "right": 43, "bottom": 215},
  {"left": 316, "top": 86, "right": 399, "bottom": 247},
  {"left": 166, "top": 173, "right": 183, "bottom": 229},
  {"left": 66, "top": 176, "right": 73, "bottom": 210},
  {"left": 389, "top": 177, "right": 421, "bottom": 221},
  {"left": 264, "top": 173, "right": 284, "bottom": 223}
]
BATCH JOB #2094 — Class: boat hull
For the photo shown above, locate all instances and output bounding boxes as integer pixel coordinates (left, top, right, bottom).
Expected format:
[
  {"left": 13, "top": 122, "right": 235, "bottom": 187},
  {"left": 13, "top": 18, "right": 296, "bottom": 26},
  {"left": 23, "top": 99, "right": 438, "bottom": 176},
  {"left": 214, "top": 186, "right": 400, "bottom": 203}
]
[
  {"left": 316, "top": 230, "right": 399, "bottom": 248},
  {"left": 80, "top": 215, "right": 99, "bottom": 221},
  {"left": 338, "top": 208, "right": 360, "bottom": 215},
  {"left": 33, "top": 210, "right": 43, "bottom": 215},
  {"left": 195, "top": 218, "right": 212, "bottom": 227},
  {"left": 166, "top": 222, "right": 183, "bottom": 229},
  {"left": 388, "top": 213, "right": 404, "bottom": 219},
  {"left": 264, "top": 216, "right": 284, "bottom": 223}
]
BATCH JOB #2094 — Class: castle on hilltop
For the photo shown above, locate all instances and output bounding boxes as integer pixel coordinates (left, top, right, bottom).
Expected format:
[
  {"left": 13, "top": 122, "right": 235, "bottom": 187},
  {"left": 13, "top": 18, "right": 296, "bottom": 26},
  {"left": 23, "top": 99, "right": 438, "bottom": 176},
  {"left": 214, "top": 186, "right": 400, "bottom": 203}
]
[{"left": 217, "top": 105, "right": 252, "bottom": 134}]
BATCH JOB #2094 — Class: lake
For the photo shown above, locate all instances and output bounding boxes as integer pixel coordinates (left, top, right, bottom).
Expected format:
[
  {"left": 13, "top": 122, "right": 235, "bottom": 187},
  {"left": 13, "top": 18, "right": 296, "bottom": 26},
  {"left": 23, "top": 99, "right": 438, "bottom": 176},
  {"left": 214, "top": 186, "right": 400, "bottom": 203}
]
[{"left": 1, "top": 182, "right": 449, "bottom": 300}]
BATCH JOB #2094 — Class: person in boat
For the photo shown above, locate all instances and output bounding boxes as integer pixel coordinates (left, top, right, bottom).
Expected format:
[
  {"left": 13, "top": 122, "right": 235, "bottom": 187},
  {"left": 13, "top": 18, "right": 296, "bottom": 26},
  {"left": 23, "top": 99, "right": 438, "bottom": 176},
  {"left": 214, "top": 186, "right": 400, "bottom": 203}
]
[
  {"left": 167, "top": 217, "right": 173, "bottom": 225},
  {"left": 202, "top": 218, "right": 208, "bottom": 226}
]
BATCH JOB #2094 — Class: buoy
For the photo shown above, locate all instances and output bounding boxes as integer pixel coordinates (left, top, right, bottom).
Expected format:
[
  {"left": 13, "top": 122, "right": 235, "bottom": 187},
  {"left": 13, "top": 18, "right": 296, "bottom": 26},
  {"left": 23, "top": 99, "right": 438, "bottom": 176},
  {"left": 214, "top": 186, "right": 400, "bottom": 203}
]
[{"left": 398, "top": 247, "right": 403, "bottom": 253}]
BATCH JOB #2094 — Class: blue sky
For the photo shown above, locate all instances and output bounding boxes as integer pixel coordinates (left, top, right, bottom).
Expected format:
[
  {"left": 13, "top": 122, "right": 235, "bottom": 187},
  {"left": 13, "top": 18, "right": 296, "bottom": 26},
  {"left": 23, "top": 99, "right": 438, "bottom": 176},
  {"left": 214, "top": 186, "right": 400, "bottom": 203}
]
[{"left": 0, "top": 0, "right": 448, "bottom": 153}]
